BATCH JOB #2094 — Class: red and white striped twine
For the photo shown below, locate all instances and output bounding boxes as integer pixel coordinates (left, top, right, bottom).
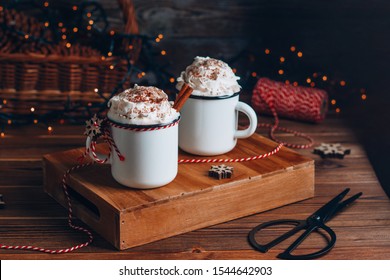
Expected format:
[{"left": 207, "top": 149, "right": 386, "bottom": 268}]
[
  {"left": 0, "top": 162, "right": 94, "bottom": 254},
  {"left": 178, "top": 143, "right": 283, "bottom": 164},
  {"left": 252, "top": 77, "right": 328, "bottom": 149}
]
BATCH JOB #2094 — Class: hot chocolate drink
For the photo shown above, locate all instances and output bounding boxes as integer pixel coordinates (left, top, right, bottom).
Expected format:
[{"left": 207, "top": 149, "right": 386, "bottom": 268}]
[
  {"left": 107, "top": 85, "right": 179, "bottom": 125},
  {"left": 176, "top": 56, "right": 257, "bottom": 156},
  {"left": 86, "top": 85, "right": 180, "bottom": 189},
  {"left": 176, "top": 56, "right": 241, "bottom": 97}
]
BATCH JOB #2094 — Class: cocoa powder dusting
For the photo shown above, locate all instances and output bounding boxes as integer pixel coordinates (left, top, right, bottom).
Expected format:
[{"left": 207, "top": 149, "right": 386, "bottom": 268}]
[{"left": 123, "top": 86, "right": 167, "bottom": 104}]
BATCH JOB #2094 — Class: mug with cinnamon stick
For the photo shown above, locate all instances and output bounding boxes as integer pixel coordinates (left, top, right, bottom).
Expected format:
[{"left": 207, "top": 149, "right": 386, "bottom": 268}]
[
  {"left": 174, "top": 56, "right": 257, "bottom": 156},
  {"left": 86, "top": 85, "right": 180, "bottom": 189}
]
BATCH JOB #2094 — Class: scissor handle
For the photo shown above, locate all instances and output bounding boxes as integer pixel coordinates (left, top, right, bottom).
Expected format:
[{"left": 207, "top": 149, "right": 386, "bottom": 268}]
[
  {"left": 248, "top": 219, "right": 307, "bottom": 253},
  {"left": 277, "top": 223, "right": 337, "bottom": 260}
]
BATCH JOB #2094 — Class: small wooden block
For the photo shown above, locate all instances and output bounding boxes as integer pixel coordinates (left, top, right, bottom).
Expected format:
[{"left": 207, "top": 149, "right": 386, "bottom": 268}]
[{"left": 43, "top": 133, "right": 314, "bottom": 250}]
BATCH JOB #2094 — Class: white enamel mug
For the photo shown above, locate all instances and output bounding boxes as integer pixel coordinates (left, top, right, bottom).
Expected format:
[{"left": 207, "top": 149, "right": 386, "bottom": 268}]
[
  {"left": 179, "top": 92, "right": 258, "bottom": 156},
  {"left": 86, "top": 118, "right": 180, "bottom": 189}
]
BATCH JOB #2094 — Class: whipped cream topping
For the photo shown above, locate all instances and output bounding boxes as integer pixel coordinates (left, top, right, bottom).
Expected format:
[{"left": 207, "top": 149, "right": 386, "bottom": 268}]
[
  {"left": 176, "top": 56, "right": 241, "bottom": 96},
  {"left": 107, "top": 85, "right": 179, "bottom": 125}
]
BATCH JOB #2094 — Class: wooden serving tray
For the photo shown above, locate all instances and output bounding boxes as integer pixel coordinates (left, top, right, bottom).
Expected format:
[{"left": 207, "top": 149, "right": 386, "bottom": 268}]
[{"left": 43, "top": 133, "right": 314, "bottom": 250}]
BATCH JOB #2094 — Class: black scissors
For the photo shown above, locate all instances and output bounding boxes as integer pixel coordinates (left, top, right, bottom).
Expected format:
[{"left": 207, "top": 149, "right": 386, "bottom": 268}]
[{"left": 248, "top": 188, "right": 362, "bottom": 260}]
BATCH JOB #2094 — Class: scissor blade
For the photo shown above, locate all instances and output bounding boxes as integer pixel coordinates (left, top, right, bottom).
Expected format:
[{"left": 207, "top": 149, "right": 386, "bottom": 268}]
[
  {"left": 311, "top": 188, "right": 350, "bottom": 222},
  {"left": 324, "top": 192, "right": 362, "bottom": 223}
]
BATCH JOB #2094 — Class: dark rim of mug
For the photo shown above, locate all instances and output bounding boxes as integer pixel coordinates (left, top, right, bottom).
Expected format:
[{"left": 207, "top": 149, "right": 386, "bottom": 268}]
[
  {"left": 189, "top": 92, "right": 239, "bottom": 100},
  {"left": 107, "top": 116, "right": 180, "bottom": 129}
]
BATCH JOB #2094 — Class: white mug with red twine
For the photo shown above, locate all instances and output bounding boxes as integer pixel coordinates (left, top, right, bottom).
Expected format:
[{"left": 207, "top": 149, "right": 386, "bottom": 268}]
[
  {"left": 85, "top": 116, "right": 180, "bottom": 189},
  {"left": 251, "top": 77, "right": 328, "bottom": 149}
]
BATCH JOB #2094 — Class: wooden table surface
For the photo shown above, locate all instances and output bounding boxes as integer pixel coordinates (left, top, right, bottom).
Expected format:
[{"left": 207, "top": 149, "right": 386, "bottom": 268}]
[{"left": 1, "top": 114, "right": 390, "bottom": 260}]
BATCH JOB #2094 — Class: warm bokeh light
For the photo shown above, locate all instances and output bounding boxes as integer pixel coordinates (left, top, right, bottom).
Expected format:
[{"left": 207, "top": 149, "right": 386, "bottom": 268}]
[
  {"left": 280, "top": 57, "right": 285, "bottom": 63},
  {"left": 73, "top": 27, "right": 78, "bottom": 32},
  {"left": 290, "top": 46, "right": 296, "bottom": 52},
  {"left": 161, "top": 50, "right": 167, "bottom": 55},
  {"left": 47, "top": 126, "right": 53, "bottom": 132},
  {"left": 0, "top": 132, "right": 4, "bottom": 138},
  {"left": 297, "top": 51, "right": 303, "bottom": 57},
  {"left": 44, "top": 2, "right": 49, "bottom": 8},
  {"left": 65, "top": 43, "right": 71, "bottom": 48},
  {"left": 293, "top": 81, "right": 298, "bottom": 87},
  {"left": 109, "top": 65, "right": 114, "bottom": 70},
  {"left": 30, "top": 107, "right": 35, "bottom": 112},
  {"left": 285, "top": 80, "right": 290, "bottom": 85},
  {"left": 265, "top": 49, "right": 270, "bottom": 55},
  {"left": 336, "top": 108, "right": 341, "bottom": 113},
  {"left": 169, "top": 77, "right": 175, "bottom": 83},
  {"left": 158, "top": 34, "right": 164, "bottom": 39},
  {"left": 340, "top": 80, "right": 346, "bottom": 86},
  {"left": 107, "top": 51, "right": 113, "bottom": 57},
  {"left": 331, "top": 99, "right": 336, "bottom": 105},
  {"left": 72, "top": 5, "right": 78, "bottom": 11},
  {"left": 361, "top": 94, "right": 367, "bottom": 100},
  {"left": 310, "top": 82, "right": 315, "bottom": 87},
  {"left": 251, "top": 72, "right": 257, "bottom": 77},
  {"left": 322, "top": 75, "right": 328, "bottom": 81},
  {"left": 278, "top": 69, "right": 284, "bottom": 75}
]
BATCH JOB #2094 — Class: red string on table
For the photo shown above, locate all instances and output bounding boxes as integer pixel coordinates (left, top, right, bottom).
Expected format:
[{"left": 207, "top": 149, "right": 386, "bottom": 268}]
[
  {"left": 0, "top": 162, "right": 94, "bottom": 254},
  {"left": 252, "top": 77, "right": 328, "bottom": 149}
]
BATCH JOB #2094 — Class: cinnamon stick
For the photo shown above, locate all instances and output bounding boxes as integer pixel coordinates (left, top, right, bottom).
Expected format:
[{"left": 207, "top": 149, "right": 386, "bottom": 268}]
[
  {"left": 173, "top": 84, "right": 193, "bottom": 111},
  {"left": 173, "top": 83, "right": 189, "bottom": 105}
]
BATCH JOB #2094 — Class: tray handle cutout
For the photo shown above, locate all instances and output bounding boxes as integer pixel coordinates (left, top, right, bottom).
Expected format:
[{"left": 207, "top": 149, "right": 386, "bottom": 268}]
[{"left": 67, "top": 187, "right": 100, "bottom": 221}]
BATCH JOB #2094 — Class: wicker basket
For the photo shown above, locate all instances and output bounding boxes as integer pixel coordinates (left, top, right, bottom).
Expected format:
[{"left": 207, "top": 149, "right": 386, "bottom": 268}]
[{"left": 0, "top": 0, "right": 140, "bottom": 117}]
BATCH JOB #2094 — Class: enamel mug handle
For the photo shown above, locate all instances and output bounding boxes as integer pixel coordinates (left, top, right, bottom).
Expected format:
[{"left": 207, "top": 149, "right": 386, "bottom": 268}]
[
  {"left": 85, "top": 136, "right": 111, "bottom": 164},
  {"left": 234, "top": 101, "right": 258, "bottom": 139}
]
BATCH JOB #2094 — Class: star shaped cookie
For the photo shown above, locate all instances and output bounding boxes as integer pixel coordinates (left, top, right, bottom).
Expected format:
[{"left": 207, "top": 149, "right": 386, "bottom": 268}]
[
  {"left": 84, "top": 114, "right": 103, "bottom": 139},
  {"left": 313, "top": 143, "right": 351, "bottom": 159},
  {"left": 208, "top": 164, "right": 234, "bottom": 180}
]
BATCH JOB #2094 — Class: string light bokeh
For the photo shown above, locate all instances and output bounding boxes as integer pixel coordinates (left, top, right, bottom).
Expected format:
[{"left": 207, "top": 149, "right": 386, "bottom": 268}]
[
  {"left": 0, "top": 0, "right": 367, "bottom": 137},
  {"left": 0, "top": 0, "right": 177, "bottom": 136}
]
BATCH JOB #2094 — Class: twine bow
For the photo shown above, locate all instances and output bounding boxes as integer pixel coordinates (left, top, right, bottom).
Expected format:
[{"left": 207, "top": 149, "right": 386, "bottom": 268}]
[{"left": 80, "top": 115, "right": 125, "bottom": 163}]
